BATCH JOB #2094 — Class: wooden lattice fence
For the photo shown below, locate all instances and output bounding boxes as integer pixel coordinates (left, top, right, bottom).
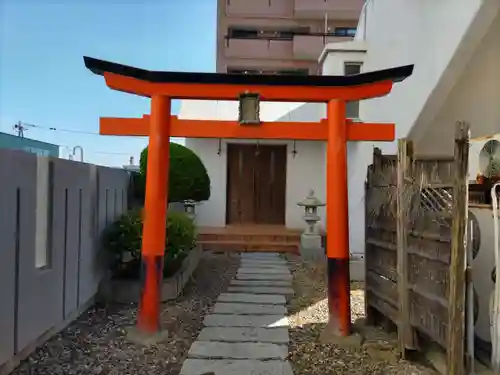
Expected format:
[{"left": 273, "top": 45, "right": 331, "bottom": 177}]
[{"left": 365, "top": 122, "right": 470, "bottom": 375}]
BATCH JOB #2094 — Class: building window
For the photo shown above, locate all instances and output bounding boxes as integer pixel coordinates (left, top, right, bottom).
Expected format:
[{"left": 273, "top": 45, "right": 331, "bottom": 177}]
[
  {"left": 344, "top": 62, "right": 362, "bottom": 118},
  {"left": 276, "top": 69, "right": 309, "bottom": 76},
  {"left": 227, "top": 26, "right": 308, "bottom": 41},
  {"left": 228, "top": 27, "right": 259, "bottom": 39},
  {"left": 334, "top": 27, "right": 357, "bottom": 37}
]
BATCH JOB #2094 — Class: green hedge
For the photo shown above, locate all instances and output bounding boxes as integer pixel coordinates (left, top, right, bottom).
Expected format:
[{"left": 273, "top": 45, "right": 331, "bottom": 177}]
[
  {"left": 139, "top": 143, "right": 210, "bottom": 202},
  {"left": 102, "top": 209, "right": 196, "bottom": 279}
]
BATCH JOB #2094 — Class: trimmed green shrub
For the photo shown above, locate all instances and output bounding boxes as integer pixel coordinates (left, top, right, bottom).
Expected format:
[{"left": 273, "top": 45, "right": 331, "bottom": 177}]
[
  {"left": 139, "top": 143, "right": 210, "bottom": 202},
  {"left": 102, "top": 209, "right": 197, "bottom": 279}
]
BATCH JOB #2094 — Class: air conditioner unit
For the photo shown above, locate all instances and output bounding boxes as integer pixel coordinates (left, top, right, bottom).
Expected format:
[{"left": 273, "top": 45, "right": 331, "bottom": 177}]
[
  {"left": 469, "top": 134, "right": 500, "bottom": 361},
  {"left": 469, "top": 135, "right": 500, "bottom": 183}
]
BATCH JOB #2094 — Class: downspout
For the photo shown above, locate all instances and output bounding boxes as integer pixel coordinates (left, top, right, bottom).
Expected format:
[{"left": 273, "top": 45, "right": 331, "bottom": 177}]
[
  {"left": 360, "top": 0, "right": 374, "bottom": 41},
  {"left": 491, "top": 182, "right": 500, "bottom": 372}
]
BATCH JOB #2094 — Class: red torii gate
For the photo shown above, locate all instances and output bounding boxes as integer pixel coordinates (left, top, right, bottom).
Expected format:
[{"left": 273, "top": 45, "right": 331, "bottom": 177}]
[{"left": 84, "top": 56, "right": 413, "bottom": 337}]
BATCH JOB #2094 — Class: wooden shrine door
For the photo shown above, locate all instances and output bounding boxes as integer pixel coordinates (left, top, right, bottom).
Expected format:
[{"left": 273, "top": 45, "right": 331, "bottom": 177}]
[{"left": 226, "top": 144, "right": 286, "bottom": 225}]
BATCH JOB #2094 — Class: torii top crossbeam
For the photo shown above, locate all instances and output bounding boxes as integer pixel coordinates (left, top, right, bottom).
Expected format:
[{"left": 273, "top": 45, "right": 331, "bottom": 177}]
[{"left": 84, "top": 56, "right": 413, "bottom": 102}]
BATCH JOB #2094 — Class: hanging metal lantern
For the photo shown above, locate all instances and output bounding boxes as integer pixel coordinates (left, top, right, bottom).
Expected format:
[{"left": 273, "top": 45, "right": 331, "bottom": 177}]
[{"left": 238, "top": 91, "right": 261, "bottom": 125}]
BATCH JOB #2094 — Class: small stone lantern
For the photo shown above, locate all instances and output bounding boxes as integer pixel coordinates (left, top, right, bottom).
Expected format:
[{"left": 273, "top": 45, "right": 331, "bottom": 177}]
[
  {"left": 297, "top": 189, "right": 325, "bottom": 235},
  {"left": 297, "top": 189, "right": 325, "bottom": 261},
  {"left": 183, "top": 200, "right": 199, "bottom": 221}
]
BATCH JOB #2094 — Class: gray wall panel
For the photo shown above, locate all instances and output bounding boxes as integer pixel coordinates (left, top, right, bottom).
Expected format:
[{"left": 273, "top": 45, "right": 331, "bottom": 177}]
[{"left": 0, "top": 153, "right": 130, "bottom": 368}]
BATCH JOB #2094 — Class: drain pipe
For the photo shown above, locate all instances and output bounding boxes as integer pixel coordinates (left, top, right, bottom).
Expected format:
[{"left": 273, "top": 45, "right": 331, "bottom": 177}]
[
  {"left": 491, "top": 182, "right": 500, "bottom": 372},
  {"left": 360, "top": 0, "right": 374, "bottom": 41}
]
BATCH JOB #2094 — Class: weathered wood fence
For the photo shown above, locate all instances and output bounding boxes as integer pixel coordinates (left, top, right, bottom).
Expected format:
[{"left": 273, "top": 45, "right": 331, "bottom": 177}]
[{"left": 365, "top": 122, "right": 470, "bottom": 375}]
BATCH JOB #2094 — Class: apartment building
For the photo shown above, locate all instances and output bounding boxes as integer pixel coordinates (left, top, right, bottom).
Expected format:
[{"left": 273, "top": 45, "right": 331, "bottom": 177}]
[{"left": 216, "top": 0, "right": 365, "bottom": 75}]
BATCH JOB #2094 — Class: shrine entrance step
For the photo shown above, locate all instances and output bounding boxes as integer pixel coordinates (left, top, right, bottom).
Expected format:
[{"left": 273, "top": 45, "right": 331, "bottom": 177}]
[{"left": 197, "top": 225, "right": 301, "bottom": 254}]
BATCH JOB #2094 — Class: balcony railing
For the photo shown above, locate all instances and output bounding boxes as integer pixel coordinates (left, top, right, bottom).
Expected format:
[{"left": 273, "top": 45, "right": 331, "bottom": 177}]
[
  {"left": 224, "top": 38, "right": 293, "bottom": 59},
  {"left": 226, "top": 0, "right": 293, "bottom": 18},
  {"left": 293, "top": 34, "right": 351, "bottom": 60},
  {"left": 294, "top": 0, "right": 365, "bottom": 20},
  {"left": 223, "top": 32, "right": 353, "bottom": 61}
]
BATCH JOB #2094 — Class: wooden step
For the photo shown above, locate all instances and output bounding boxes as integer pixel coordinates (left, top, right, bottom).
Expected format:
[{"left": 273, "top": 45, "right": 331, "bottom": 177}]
[
  {"left": 199, "top": 240, "right": 299, "bottom": 254},
  {"left": 197, "top": 233, "right": 300, "bottom": 243}
]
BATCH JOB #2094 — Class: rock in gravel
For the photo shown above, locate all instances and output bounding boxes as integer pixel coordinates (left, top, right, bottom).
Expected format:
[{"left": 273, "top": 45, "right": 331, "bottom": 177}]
[
  {"left": 285, "top": 254, "right": 439, "bottom": 375},
  {"left": 9, "top": 253, "right": 240, "bottom": 375}
]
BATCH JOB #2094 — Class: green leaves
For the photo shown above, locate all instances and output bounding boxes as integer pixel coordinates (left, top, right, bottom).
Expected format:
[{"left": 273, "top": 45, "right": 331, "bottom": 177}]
[
  {"left": 102, "top": 209, "right": 197, "bottom": 279},
  {"left": 139, "top": 143, "right": 211, "bottom": 203}
]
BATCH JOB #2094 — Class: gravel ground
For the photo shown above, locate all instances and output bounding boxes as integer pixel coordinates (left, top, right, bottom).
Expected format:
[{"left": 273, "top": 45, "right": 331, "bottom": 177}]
[
  {"left": 286, "top": 254, "right": 438, "bottom": 375},
  {"left": 11, "top": 252, "right": 240, "bottom": 375}
]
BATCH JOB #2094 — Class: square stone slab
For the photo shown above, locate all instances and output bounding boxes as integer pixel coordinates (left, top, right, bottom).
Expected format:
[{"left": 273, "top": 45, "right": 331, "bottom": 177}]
[
  {"left": 213, "top": 302, "right": 287, "bottom": 315},
  {"left": 242, "top": 257, "right": 287, "bottom": 262},
  {"left": 230, "top": 279, "right": 292, "bottom": 287},
  {"left": 240, "top": 261, "right": 288, "bottom": 267},
  {"left": 180, "top": 359, "right": 294, "bottom": 375},
  {"left": 217, "top": 293, "right": 286, "bottom": 305},
  {"left": 188, "top": 341, "right": 288, "bottom": 360},
  {"left": 204, "top": 314, "right": 288, "bottom": 328},
  {"left": 241, "top": 252, "right": 280, "bottom": 258},
  {"left": 197, "top": 326, "right": 289, "bottom": 344},
  {"left": 240, "top": 257, "right": 287, "bottom": 265},
  {"left": 227, "top": 286, "right": 294, "bottom": 296},
  {"left": 238, "top": 267, "right": 290, "bottom": 275},
  {"left": 236, "top": 273, "right": 292, "bottom": 281},
  {"left": 240, "top": 255, "right": 286, "bottom": 262}
]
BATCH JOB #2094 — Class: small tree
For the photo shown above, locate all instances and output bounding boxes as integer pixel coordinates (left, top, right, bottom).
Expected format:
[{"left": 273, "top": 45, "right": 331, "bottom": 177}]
[{"left": 139, "top": 143, "right": 210, "bottom": 202}]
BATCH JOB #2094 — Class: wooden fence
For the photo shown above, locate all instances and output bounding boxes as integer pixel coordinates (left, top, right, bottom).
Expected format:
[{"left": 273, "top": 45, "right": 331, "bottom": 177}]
[{"left": 365, "top": 122, "right": 470, "bottom": 375}]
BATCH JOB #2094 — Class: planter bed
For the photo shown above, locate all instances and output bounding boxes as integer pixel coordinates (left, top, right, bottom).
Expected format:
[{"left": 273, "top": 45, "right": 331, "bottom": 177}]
[{"left": 99, "top": 244, "right": 202, "bottom": 303}]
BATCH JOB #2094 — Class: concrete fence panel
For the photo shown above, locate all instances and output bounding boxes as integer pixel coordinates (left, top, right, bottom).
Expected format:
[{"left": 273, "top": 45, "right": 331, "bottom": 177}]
[
  {"left": 0, "top": 150, "right": 130, "bottom": 372},
  {"left": 0, "top": 150, "right": 19, "bottom": 365}
]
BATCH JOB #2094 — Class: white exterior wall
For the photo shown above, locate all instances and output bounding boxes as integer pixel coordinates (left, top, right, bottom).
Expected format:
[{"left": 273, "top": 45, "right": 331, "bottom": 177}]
[
  {"left": 185, "top": 138, "right": 326, "bottom": 230},
  {"left": 418, "top": 12, "right": 500, "bottom": 156},
  {"left": 178, "top": 0, "right": 499, "bottom": 257},
  {"left": 342, "top": 0, "right": 499, "bottom": 256},
  {"left": 180, "top": 101, "right": 327, "bottom": 231}
]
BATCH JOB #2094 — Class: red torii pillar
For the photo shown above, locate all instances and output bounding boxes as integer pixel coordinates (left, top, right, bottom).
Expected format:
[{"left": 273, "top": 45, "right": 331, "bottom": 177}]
[{"left": 84, "top": 56, "right": 413, "bottom": 336}]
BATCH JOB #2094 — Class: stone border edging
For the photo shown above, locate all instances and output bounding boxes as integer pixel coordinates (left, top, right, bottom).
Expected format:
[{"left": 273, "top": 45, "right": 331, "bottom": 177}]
[{"left": 99, "top": 244, "right": 202, "bottom": 303}]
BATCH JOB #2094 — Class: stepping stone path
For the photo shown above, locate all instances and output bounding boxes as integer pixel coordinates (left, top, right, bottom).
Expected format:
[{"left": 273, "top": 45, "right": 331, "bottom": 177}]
[{"left": 180, "top": 252, "right": 294, "bottom": 375}]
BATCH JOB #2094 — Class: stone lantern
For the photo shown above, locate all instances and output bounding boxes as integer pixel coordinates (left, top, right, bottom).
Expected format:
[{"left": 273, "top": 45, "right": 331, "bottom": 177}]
[
  {"left": 297, "top": 189, "right": 325, "bottom": 261},
  {"left": 183, "top": 199, "right": 200, "bottom": 221},
  {"left": 297, "top": 189, "right": 325, "bottom": 235}
]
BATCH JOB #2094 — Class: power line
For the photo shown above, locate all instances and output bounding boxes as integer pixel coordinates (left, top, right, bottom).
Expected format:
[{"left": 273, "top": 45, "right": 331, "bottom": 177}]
[
  {"left": 12, "top": 121, "right": 138, "bottom": 157},
  {"left": 58, "top": 145, "right": 131, "bottom": 156},
  {"left": 20, "top": 121, "right": 101, "bottom": 136}
]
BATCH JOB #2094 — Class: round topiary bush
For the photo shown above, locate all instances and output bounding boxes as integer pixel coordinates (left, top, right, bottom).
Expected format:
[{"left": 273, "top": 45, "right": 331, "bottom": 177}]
[
  {"left": 139, "top": 143, "right": 210, "bottom": 202},
  {"left": 102, "top": 209, "right": 197, "bottom": 279}
]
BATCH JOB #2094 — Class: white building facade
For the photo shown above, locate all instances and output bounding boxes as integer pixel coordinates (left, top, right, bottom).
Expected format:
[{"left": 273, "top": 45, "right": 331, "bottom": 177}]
[{"left": 179, "top": 0, "right": 500, "bottom": 255}]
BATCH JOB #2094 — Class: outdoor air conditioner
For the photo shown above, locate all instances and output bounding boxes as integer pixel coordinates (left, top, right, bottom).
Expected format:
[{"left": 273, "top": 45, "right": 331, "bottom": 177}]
[
  {"left": 469, "top": 134, "right": 500, "bottom": 360},
  {"left": 469, "top": 134, "right": 500, "bottom": 184}
]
